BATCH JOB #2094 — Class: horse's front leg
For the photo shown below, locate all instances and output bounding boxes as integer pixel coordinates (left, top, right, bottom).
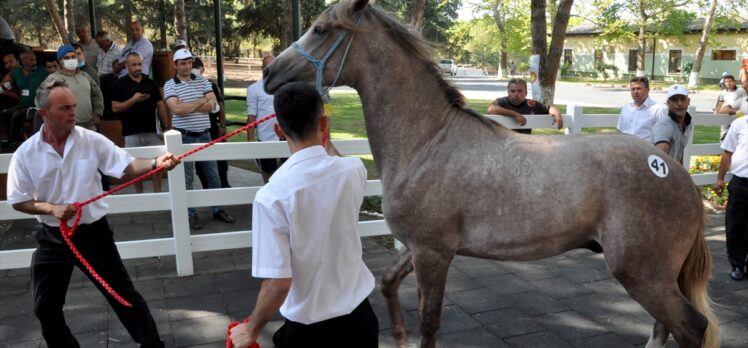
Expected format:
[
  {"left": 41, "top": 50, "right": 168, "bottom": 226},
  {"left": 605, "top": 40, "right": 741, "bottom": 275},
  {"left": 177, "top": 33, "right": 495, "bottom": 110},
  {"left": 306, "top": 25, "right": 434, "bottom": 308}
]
[
  {"left": 381, "top": 247, "right": 414, "bottom": 347},
  {"left": 412, "top": 247, "right": 454, "bottom": 348}
]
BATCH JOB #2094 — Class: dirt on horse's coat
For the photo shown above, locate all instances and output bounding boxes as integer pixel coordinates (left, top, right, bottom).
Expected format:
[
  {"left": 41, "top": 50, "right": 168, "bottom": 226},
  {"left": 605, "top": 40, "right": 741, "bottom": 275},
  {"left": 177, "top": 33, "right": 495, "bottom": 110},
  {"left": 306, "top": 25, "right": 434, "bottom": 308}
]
[{"left": 263, "top": 1, "right": 720, "bottom": 347}]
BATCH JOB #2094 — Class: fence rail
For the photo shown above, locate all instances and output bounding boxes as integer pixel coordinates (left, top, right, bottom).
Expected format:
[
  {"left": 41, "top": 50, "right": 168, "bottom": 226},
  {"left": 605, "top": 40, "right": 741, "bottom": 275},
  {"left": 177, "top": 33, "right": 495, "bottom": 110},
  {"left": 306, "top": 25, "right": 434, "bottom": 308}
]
[{"left": 0, "top": 105, "right": 734, "bottom": 275}]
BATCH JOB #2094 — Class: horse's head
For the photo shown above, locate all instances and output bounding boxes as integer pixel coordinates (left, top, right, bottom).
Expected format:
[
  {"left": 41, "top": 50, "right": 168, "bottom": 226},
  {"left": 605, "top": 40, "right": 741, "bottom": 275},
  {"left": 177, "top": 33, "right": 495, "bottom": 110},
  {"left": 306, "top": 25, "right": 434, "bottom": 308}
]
[{"left": 264, "top": 0, "right": 370, "bottom": 95}]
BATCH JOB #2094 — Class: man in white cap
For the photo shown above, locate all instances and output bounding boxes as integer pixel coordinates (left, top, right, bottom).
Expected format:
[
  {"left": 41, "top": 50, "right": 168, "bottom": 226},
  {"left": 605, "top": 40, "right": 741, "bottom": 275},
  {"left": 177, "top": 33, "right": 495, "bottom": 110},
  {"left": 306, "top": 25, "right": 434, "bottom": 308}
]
[
  {"left": 652, "top": 84, "right": 692, "bottom": 164},
  {"left": 163, "top": 48, "right": 235, "bottom": 230},
  {"left": 174, "top": 39, "right": 187, "bottom": 51}
]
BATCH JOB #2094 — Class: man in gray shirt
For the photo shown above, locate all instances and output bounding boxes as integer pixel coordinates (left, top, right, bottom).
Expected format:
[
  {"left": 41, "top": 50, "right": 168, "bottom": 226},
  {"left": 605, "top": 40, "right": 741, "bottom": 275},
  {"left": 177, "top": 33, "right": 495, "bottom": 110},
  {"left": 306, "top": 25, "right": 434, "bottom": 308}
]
[
  {"left": 75, "top": 25, "right": 100, "bottom": 71},
  {"left": 652, "top": 85, "right": 692, "bottom": 165}
]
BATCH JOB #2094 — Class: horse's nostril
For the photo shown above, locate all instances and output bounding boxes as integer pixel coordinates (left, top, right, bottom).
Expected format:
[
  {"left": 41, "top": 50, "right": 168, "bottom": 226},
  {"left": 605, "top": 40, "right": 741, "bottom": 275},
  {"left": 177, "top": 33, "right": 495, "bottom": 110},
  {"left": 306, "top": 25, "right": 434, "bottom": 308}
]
[{"left": 262, "top": 67, "right": 270, "bottom": 79}]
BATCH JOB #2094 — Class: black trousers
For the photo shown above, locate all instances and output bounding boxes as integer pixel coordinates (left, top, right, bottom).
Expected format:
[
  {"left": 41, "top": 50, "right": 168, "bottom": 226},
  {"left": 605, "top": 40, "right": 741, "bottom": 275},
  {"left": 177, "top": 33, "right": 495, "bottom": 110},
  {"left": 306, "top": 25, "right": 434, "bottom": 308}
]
[
  {"left": 31, "top": 218, "right": 163, "bottom": 348},
  {"left": 726, "top": 177, "right": 748, "bottom": 269},
  {"left": 272, "top": 298, "right": 378, "bottom": 348}
]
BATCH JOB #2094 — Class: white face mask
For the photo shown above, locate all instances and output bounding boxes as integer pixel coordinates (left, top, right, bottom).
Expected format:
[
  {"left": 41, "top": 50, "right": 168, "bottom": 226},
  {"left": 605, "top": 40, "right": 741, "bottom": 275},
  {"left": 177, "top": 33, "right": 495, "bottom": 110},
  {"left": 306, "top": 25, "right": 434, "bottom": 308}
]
[
  {"left": 62, "top": 59, "right": 78, "bottom": 70},
  {"left": 191, "top": 68, "right": 202, "bottom": 77}
]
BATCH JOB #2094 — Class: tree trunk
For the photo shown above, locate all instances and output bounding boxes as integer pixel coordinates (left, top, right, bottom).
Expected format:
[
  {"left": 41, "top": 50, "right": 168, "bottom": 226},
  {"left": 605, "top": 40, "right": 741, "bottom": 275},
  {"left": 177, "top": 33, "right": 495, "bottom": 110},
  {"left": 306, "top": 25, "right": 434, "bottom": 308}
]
[
  {"left": 531, "top": 0, "right": 573, "bottom": 104},
  {"left": 122, "top": 2, "right": 132, "bottom": 37},
  {"left": 491, "top": 1, "right": 508, "bottom": 79},
  {"left": 159, "top": 0, "right": 168, "bottom": 50},
  {"left": 636, "top": 0, "right": 648, "bottom": 77},
  {"left": 46, "top": 0, "right": 68, "bottom": 43},
  {"left": 410, "top": 0, "right": 426, "bottom": 33},
  {"left": 688, "top": 0, "right": 718, "bottom": 87},
  {"left": 530, "top": 0, "right": 548, "bottom": 101},
  {"left": 280, "top": 0, "right": 293, "bottom": 50},
  {"left": 174, "top": 0, "right": 188, "bottom": 43},
  {"left": 64, "top": 0, "right": 75, "bottom": 44}
]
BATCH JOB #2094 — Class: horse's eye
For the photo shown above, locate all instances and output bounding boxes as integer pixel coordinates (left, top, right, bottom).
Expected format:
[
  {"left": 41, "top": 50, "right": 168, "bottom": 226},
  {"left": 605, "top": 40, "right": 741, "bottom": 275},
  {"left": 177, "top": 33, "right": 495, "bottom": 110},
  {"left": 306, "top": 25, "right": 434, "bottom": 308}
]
[{"left": 313, "top": 26, "right": 324, "bottom": 35}]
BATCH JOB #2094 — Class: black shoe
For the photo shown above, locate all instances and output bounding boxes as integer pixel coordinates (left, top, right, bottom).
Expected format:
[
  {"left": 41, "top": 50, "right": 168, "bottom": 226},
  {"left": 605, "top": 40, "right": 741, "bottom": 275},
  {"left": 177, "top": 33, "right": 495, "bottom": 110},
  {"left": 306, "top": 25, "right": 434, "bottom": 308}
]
[
  {"left": 730, "top": 267, "right": 744, "bottom": 281},
  {"left": 213, "top": 210, "right": 235, "bottom": 223},
  {"left": 189, "top": 216, "right": 203, "bottom": 230}
]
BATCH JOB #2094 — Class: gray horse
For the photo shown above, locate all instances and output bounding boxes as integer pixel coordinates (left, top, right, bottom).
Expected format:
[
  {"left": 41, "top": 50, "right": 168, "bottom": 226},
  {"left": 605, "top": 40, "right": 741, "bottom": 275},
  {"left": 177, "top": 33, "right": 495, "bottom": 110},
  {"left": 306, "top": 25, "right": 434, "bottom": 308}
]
[{"left": 263, "top": 1, "right": 719, "bottom": 347}]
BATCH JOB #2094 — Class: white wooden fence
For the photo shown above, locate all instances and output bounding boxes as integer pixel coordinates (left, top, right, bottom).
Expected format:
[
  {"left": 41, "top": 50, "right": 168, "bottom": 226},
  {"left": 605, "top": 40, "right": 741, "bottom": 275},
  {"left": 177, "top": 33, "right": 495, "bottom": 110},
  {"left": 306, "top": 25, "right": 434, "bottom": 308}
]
[{"left": 0, "top": 105, "right": 735, "bottom": 275}]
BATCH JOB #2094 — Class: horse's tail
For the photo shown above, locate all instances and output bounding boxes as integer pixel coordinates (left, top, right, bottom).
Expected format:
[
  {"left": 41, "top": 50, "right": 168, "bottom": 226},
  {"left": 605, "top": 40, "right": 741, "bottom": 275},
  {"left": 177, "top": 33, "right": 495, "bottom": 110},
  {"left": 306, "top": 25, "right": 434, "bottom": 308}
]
[{"left": 678, "top": 208, "right": 720, "bottom": 348}]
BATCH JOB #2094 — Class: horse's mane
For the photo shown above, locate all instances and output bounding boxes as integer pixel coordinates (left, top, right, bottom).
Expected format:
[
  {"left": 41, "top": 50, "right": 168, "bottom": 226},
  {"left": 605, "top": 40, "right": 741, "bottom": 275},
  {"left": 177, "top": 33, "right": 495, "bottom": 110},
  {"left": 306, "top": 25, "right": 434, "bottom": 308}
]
[{"left": 328, "top": 2, "right": 479, "bottom": 114}]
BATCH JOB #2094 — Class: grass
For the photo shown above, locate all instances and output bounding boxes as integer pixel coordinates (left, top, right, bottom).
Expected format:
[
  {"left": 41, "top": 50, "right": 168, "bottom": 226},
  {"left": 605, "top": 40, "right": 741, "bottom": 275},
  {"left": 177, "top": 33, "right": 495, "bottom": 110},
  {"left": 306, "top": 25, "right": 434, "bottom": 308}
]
[{"left": 220, "top": 88, "right": 723, "bottom": 177}]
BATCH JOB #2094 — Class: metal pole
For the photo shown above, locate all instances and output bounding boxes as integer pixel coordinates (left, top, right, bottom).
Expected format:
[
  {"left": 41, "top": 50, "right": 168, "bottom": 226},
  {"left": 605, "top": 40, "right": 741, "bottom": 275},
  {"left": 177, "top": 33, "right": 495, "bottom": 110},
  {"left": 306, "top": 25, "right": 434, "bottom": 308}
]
[
  {"left": 88, "top": 0, "right": 97, "bottom": 34},
  {"left": 292, "top": 0, "right": 301, "bottom": 41},
  {"left": 650, "top": 37, "right": 656, "bottom": 81},
  {"left": 214, "top": 0, "right": 225, "bottom": 94}
]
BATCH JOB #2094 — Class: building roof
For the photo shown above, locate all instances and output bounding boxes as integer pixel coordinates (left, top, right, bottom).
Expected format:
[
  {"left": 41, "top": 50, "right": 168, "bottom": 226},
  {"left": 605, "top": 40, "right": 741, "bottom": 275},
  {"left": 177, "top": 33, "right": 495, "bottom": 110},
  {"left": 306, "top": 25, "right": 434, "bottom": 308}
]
[{"left": 567, "top": 19, "right": 748, "bottom": 36}]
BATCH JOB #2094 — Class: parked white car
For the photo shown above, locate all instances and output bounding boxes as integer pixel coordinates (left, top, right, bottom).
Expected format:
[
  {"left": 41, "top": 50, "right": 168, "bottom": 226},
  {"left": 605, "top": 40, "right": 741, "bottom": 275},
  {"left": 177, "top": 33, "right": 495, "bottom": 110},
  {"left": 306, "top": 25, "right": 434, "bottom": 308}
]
[{"left": 439, "top": 59, "right": 458, "bottom": 76}]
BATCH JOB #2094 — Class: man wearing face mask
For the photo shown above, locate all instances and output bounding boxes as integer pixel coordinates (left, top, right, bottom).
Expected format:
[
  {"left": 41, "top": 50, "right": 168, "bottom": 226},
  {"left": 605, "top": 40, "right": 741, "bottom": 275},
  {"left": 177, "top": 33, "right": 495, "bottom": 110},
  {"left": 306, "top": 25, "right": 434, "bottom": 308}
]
[
  {"left": 43, "top": 44, "right": 104, "bottom": 131},
  {"left": 71, "top": 43, "right": 100, "bottom": 87},
  {"left": 5, "top": 51, "right": 48, "bottom": 148}
]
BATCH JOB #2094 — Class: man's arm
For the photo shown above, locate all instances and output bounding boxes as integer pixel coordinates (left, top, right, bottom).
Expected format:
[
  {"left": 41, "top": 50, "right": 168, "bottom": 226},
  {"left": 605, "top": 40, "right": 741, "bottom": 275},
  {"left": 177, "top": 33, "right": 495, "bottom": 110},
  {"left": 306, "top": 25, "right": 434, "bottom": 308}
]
[
  {"left": 487, "top": 102, "right": 527, "bottom": 126},
  {"left": 122, "top": 153, "right": 180, "bottom": 178},
  {"left": 655, "top": 141, "right": 670, "bottom": 155},
  {"left": 229, "top": 278, "right": 292, "bottom": 348},
  {"left": 548, "top": 105, "right": 564, "bottom": 129},
  {"left": 716, "top": 150, "right": 733, "bottom": 196},
  {"left": 112, "top": 92, "right": 150, "bottom": 113},
  {"left": 246, "top": 114, "right": 257, "bottom": 141},
  {"left": 12, "top": 200, "right": 78, "bottom": 221},
  {"left": 719, "top": 104, "right": 737, "bottom": 115},
  {"left": 164, "top": 96, "right": 211, "bottom": 116},
  {"left": 156, "top": 100, "right": 171, "bottom": 130}
]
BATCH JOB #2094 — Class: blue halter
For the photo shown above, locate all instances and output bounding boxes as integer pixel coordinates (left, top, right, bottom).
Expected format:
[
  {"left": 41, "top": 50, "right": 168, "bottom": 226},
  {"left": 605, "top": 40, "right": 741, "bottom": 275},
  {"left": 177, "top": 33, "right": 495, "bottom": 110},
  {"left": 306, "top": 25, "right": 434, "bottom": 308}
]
[{"left": 291, "top": 24, "right": 357, "bottom": 99}]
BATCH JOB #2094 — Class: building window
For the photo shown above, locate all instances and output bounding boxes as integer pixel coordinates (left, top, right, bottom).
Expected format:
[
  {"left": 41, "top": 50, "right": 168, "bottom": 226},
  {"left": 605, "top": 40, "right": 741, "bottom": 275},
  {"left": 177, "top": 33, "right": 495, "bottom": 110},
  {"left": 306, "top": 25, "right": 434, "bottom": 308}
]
[
  {"left": 628, "top": 50, "right": 642, "bottom": 72},
  {"left": 712, "top": 49, "right": 737, "bottom": 61},
  {"left": 594, "top": 49, "right": 603, "bottom": 66},
  {"left": 668, "top": 50, "right": 682, "bottom": 74},
  {"left": 563, "top": 49, "right": 573, "bottom": 67}
]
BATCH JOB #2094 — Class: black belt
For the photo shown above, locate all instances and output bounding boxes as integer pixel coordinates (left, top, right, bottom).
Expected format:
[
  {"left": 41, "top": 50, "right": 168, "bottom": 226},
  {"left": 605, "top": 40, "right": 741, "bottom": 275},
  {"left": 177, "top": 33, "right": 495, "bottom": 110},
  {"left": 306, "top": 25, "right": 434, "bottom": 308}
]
[
  {"left": 174, "top": 127, "right": 209, "bottom": 137},
  {"left": 732, "top": 175, "right": 748, "bottom": 184}
]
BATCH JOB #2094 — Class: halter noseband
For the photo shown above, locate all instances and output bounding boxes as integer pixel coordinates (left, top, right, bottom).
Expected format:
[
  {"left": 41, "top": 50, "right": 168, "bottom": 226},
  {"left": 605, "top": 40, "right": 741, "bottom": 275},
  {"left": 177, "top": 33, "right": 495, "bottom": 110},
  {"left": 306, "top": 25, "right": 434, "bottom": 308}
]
[{"left": 291, "top": 17, "right": 360, "bottom": 99}]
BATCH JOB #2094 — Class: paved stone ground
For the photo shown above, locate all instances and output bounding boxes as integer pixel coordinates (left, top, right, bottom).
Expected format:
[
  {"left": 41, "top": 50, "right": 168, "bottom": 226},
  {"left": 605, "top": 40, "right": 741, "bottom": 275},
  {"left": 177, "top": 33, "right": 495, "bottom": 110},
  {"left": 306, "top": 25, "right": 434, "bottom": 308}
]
[{"left": 2, "top": 167, "right": 748, "bottom": 347}]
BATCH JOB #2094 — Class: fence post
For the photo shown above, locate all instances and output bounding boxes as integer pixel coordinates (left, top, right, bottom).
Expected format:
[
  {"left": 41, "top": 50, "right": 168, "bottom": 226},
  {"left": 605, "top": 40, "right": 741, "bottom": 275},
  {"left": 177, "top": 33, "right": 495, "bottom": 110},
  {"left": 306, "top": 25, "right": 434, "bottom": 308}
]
[
  {"left": 164, "top": 130, "right": 194, "bottom": 276},
  {"left": 566, "top": 104, "right": 583, "bottom": 135}
]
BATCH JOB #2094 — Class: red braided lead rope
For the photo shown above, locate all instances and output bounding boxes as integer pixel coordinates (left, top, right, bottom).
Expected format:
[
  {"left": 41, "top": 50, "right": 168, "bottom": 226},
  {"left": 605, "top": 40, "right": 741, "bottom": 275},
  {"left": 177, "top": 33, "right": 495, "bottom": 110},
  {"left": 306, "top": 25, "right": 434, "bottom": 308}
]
[
  {"left": 226, "top": 317, "right": 261, "bottom": 348},
  {"left": 59, "top": 114, "right": 277, "bottom": 307}
]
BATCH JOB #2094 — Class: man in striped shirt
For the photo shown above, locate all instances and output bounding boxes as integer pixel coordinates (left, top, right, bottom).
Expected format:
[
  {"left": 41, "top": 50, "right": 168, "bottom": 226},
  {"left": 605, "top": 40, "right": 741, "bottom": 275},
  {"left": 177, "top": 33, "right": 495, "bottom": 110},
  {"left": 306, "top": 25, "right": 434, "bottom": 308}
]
[{"left": 163, "top": 48, "right": 235, "bottom": 230}]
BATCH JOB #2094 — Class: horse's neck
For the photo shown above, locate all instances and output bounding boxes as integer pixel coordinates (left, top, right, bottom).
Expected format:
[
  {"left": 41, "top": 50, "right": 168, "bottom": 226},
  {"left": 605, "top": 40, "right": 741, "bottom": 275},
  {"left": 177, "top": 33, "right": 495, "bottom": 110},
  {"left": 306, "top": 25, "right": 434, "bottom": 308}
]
[{"left": 352, "top": 59, "right": 457, "bottom": 177}]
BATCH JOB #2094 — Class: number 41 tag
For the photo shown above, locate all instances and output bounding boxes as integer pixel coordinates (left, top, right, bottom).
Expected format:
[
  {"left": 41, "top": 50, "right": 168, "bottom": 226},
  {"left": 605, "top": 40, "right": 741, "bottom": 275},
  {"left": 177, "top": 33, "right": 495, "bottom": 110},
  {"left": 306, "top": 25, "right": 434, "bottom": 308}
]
[{"left": 648, "top": 155, "right": 669, "bottom": 178}]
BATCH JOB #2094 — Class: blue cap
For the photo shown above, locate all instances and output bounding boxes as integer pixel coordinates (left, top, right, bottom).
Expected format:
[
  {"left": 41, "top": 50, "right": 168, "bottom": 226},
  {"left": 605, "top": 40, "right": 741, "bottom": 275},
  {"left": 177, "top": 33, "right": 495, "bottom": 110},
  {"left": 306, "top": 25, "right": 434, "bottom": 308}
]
[{"left": 56, "top": 44, "right": 75, "bottom": 61}]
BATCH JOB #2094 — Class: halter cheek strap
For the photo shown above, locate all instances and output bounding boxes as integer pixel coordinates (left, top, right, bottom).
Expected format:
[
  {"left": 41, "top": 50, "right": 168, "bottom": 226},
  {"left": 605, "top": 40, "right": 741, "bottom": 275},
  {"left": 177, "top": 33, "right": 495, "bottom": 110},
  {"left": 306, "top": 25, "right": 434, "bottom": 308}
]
[{"left": 291, "top": 17, "right": 361, "bottom": 99}]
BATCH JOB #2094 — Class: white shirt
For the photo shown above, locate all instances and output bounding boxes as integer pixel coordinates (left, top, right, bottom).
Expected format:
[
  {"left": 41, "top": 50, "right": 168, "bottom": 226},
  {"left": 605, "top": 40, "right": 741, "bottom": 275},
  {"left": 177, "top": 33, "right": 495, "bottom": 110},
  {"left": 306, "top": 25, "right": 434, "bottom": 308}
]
[
  {"left": 721, "top": 116, "right": 748, "bottom": 178},
  {"left": 251, "top": 145, "right": 375, "bottom": 324},
  {"left": 6, "top": 126, "right": 134, "bottom": 226},
  {"left": 246, "top": 79, "right": 279, "bottom": 141},
  {"left": 617, "top": 97, "right": 667, "bottom": 142},
  {"left": 728, "top": 97, "right": 748, "bottom": 115},
  {"left": 719, "top": 88, "right": 748, "bottom": 109}
]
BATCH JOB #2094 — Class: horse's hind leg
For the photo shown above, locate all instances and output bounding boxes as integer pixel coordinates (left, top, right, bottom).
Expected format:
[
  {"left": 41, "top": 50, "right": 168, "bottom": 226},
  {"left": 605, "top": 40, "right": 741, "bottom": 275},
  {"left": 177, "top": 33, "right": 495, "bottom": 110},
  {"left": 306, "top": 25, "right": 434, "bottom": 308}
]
[
  {"left": 381, "top": 247, "right": 414, "bottom": 347},
  {"left": 412, "top": 248, "right": 453, "bottom": 348},
  {"left": 645, "top": 321, "right": 670, "bottom": 348}
]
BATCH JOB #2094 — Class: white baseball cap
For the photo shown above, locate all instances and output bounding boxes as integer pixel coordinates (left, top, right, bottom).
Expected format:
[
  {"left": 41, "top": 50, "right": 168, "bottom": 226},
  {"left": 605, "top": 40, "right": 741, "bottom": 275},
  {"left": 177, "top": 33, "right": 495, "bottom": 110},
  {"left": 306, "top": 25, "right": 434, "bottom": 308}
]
[
  {"left": 175, "top": 39, "right": 187, "bottom": 47},
  {"left": 173, "top": 48, "right": 193, "bottom": 62},
  {"left": 667, "top": 84, "right": 688, "bottom": 99}
]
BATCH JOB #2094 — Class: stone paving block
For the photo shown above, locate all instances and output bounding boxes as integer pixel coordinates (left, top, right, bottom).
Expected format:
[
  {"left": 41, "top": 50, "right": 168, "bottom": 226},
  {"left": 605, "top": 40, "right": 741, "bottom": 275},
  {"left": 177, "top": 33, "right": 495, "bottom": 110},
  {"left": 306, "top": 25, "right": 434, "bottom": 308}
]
[
  {"left": 378, "top": 330, "right": 425, "bottom": 348},
  {"left": 64, "top": 282, "right": 109, "bottom": 310},
  {"left": 535, "top": 310, "right": 608, "bottom": 340},
  {"left": 475, "top": 273, "right": 536, "bottom": 295},
  {"left": 214, "top": 270, "right": 261, "bottom": 293},
  {"left": 371, "top": 300, "right": 419, "bottom": 331},
  {"left": 407, "top": 305, "right": 481, "bottom": 334},
  {"left": 164, "top": 274, "right": 218, "bottom": 298},
  {"left": 528, "top": 277, "right": 594, "bottom": 300},
  {"left": 503, "top": 330, "right": 576, "bottom": 348},
  {"left": 167, "top": 293, "right": 227, "bottom": 321},
  {"left": 0, "top": 275, "right": 29, "bottom": 296},
  {"left": 0, "top": 340, "right": 41, "bottom": 348},
  {"left": 437, "top": 327, "right": 510, "bottom": 348},
  {"left": 556, "top": 264, "right": 612, "bottom": 284},
  {"left": 220, "top": 289, "right": 260, "bottom": 315},
  {"left": 581, "top": 277, "right": 629, "bottom": 297},
  {"left": 570, "top": 333, "right": 636, "bottom": 348},
  {"left": 135, "top": 257, "right": 178, "bottom": 281},
  {"left": 500, "top": 261, "right": 560, "bottom": 281},
  {"left": 0, "top": 313, "right": 42, "bottom": 344},
  {"left": 720, "top": 317, "right": 748, "bottom": 348},
  {"left": 132, "top": 278, "right": 166, "bottom": 301},
  {"left": 472, "top": 307, "right": 545, "bottom": 338},
  {"left": 455, "top": 262, "right": 509, "bottom": 278},
  {"left": 171, "top": 315, "right": 232, "bottom": 347},
  {"left": 0, "top": 292, "right": 33, "bottom": 320},
  {"left": 445, "top": 288, "right": 513, "bottom": 314},
  {"left": 67, "top": 306, "right": 109, "bottom": 334},
  {"left": 193, "top": 255, "right": 237, "bottom": 275},
  {"left": 560, "top": 293, "right": 631, "bottom": 320},
  {"left": 592, "top": 313, "right": 652, "bottom": 346},
  {"left": 505, "top": 290, "right": 571, "bottom": 317},
  {"left": 74, "top": 330, "right": 108, "bottom": 347}
]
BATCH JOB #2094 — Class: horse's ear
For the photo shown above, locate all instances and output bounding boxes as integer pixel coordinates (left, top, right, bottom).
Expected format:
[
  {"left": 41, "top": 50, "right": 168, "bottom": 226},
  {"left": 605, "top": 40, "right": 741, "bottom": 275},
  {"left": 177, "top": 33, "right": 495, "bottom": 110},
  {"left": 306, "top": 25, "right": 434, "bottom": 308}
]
[{"left": 352, "top": 0, "right": 369, "bottom": 13}]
